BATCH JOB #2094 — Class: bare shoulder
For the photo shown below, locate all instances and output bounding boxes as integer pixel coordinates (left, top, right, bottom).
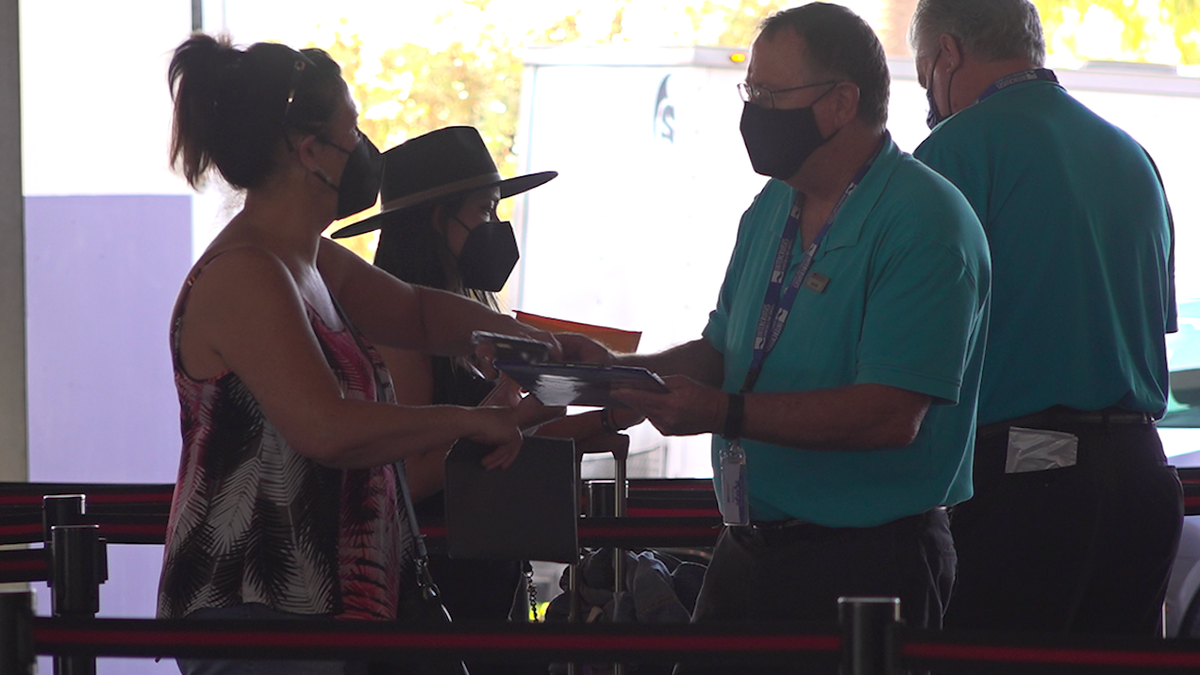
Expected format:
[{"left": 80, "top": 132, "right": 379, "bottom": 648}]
[
  {"left": 175, "top": 246, "right": 307, "bottom": 379},
  {"left": 190, "top": 246, "right": 298, "bottom": 307}
]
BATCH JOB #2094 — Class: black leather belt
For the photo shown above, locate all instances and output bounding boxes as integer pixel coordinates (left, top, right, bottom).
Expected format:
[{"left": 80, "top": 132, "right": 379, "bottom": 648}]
[
  {"left": 735, "top": 507, "right": 946, "bottom": 546},
  {"left": 981, "top": 406, "right": 1154, "bottom": 435}
]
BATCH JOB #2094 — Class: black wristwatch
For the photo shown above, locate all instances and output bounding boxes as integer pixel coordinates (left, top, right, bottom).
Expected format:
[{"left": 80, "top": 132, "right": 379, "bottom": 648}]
[{"left": 722, "top": 392, "right": 745, "bottom": 440}]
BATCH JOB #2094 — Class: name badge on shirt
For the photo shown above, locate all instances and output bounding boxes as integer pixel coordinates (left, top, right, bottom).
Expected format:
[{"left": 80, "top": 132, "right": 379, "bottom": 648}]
[
  {"left": 718, "top": 441, "right": 750, "bottom": 526},
  {"left": 805, "top": 272, "right": 830, "bottom": 294}
]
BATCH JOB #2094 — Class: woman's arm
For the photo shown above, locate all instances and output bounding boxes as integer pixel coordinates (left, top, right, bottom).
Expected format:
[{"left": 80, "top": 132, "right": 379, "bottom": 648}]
[
  {"left": 318, "top": 239, "right": 557, "bottom": 357},
  {"left": 382, "top": 346, "right": 564, "bottom": 502},
  {"left": 531, "top": 407, "right": 644, "bottom": 441},
  {"left": 183, "top": 247, "right": 521, "bottom": 470}
]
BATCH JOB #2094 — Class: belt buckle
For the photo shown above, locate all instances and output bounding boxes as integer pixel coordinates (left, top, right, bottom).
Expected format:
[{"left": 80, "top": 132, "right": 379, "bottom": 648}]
[{"left": 745, "top": 518, "right": 810, "bottom": 546}]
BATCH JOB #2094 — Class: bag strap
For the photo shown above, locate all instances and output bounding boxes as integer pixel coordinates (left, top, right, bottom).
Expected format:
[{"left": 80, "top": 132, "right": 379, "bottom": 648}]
[
  {"left": 395, "top": 456, "right": 432, "bottom": 562},
  {"left": 323, "top": 290, "right": 438, "bottom": 580}
]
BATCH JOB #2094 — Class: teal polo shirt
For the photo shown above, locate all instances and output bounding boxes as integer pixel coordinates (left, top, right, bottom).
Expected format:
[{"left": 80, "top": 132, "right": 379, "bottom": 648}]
[
  {"left": 914, "top": 78, "right": 1173, "bottom": 425},
  {"left": 702, "top": 136, "right": 990, "bottom": 528}
]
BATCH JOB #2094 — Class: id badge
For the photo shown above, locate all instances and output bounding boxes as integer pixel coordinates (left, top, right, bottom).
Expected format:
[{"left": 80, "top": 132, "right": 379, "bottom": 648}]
[{"left": 718, "top": 441, "right": 749, "bottom": 526}]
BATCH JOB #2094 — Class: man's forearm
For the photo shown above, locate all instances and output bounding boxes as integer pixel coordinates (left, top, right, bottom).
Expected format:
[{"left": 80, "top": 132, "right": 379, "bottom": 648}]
[
  {"left": 743, "top": 384, "right": 931, "bottom": 450},
  {"left": 617, "top": 338, "right": 725, "bottom": 387}
]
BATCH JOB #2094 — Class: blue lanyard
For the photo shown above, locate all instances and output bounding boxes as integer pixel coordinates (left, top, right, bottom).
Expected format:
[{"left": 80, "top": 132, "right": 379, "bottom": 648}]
[
  {"left": 740, "top": 145, "right": 882, "bottom": 393},
  {"left": 976, "top": 68, "right": 1058, "bottom": 104}
]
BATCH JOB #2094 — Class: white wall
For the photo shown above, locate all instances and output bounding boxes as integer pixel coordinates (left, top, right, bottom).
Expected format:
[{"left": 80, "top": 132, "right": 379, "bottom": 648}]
[
  {"left": 19, "top": 3, "right": 194, "bottom": 673},
  {"left": 20, "top": 1, "right": 192, "bottom": 196}
]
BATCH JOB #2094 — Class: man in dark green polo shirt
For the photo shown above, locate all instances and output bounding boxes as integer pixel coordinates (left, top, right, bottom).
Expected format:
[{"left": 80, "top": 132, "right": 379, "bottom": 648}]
[
  {"left": 910, "top": 0, "right": 1182, "bottom": 637},
  {"left": 607, "top": 5, "right": 990, "bottom": 669}
]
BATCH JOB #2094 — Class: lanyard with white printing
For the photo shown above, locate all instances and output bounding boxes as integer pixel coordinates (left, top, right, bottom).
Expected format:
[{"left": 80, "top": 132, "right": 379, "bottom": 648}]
[
  {"left": 976, "top": 68, "right": 1059, "bottom": 104},
  {"left": 740, "top": 143, "right": 882, "bottom": 394}
]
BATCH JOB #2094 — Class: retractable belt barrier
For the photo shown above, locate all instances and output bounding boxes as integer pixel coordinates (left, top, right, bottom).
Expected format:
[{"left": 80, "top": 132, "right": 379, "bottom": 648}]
[
  {"left": 1184, "top": 467, "right": 1200, "bottom": 514},
  {"left": 5, "top": 594, "right": 1200, "bottom": 674},
  {"left": 5, "top": 469, "right": 1200, "bottom": 583},
  {"left": 5, "top": 475, "right": 1200, "bottom": 674},
  {"left": 902, "top": 627, "right": 1200, "bottom": 673},
  {"left": 0, "top": 598, "right": 842, "bottom": 673},
  {"left": 0, "top": 480, "right": 725, "bottom": 584}
]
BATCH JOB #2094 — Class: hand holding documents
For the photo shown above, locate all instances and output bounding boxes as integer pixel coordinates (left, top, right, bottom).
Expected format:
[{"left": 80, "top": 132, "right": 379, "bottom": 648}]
[
  {"left": 496, "top": 361, "right": 668, "bottom": 408},
  {"left": 477, "top": 314, "right": 665, "bottom": 407}
]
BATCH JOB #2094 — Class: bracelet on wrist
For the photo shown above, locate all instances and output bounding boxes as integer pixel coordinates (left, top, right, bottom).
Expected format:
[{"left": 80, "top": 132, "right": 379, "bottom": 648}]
[{"left": 722, "top": 392, "right": 745, "bottom": 440}]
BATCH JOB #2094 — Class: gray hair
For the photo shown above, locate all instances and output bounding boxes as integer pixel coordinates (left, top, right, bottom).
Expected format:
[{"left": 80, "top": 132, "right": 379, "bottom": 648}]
[
  {"left": 909, "top": 0, "right": 1046, "bottom": 66},
  {"left": 760, "top": 3, "right": 890, "bottom": 129}
]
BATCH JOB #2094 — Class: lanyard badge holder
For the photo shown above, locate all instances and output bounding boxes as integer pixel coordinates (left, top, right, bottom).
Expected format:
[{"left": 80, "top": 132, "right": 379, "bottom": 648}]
[
  {"left": 718, "top": 440, "right": 750, "bottom": 526},
  {"left": 717, "top": 148, "right": 879, "bottom": 527}
]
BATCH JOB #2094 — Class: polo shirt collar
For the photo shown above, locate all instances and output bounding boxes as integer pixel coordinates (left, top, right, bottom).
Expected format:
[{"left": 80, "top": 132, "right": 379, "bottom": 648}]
[{"left": 817, "top": 132, "right": 899, "bottom": 254}]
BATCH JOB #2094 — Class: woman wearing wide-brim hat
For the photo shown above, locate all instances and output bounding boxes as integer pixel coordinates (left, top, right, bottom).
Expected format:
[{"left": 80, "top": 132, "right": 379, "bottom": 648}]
[{"left": 333, "top": 127, "right": 642, "bottom": 658}]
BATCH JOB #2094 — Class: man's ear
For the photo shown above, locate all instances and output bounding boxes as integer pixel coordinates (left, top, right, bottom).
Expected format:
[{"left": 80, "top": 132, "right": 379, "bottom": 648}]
[
  {"left": 827, "top": 81, "right": 861, "bottom": 128},
  {"left": 939, "top": 33, "right": 963, "bottom": 73}
]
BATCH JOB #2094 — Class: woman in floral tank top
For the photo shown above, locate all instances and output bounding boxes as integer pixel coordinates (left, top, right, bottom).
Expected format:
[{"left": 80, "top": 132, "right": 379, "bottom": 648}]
[{"left": 160, "top": 33, "right": 572, "bottom": 675}]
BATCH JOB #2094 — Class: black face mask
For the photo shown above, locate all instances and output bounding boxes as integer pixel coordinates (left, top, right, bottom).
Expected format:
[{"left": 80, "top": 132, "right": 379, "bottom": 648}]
[
  {"left": 739, "top": 100, "right": 830, "bottom": 180},
  {"left": 455, "top": 217, "right": 520, "bottom": 292},
  {"left": 925, "top": 50, "right": 951, "bottom": 130},
  {"left": 925, "top": 86, "right": 943, "bottom": 130},
  {"left": 316, "top": 131, "right": 384, "bottom": 219}
]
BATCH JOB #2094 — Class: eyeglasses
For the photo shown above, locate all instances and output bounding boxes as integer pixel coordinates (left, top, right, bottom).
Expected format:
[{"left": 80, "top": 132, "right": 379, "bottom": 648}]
[{"left": 737, "top": 80, "right": 838, "bottom": 110}]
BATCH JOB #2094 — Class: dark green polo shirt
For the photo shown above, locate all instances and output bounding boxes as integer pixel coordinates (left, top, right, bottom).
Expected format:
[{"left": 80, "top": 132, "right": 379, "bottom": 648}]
[{"left": 703, "top": 136, "right": 990, "bottom": 527}]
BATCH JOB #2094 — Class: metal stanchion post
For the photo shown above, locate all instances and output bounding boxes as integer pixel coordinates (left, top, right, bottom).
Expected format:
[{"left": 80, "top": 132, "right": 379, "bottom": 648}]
[
  {"left": 43, "top": 494, "right": 94, "bottom": 675},
  {"left": 42, "top": 494, "right": 86, "bottom": 546},
  {"left": 568, "top": 449, "right": 583, "bottom": 675},
  {"left": 0, "top": 591, "right": 34, "bottom": 675},
  {"left": 611, "top": 437, "right": 629, "bottom": 675},
  {"left": 50, "top": 524, "right": 107, "bottom": 675},
  {"left": 838, "top": 597, "right": 900, "bottom": 675}
]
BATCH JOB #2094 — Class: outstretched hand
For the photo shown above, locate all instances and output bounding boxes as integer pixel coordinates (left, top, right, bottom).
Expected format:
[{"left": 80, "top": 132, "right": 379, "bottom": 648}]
[
  {"left": 554, "top": 332, "right": 616, "bottom": 364},
  {"left": 610, "top": 375, "right": 726, "bottom": 437}
]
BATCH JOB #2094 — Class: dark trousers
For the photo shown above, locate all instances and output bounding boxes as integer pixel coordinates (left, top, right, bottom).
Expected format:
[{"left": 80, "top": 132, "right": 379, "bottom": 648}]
[
  {"left": 676, "top": 508, "right": 956, "bottom": 675},
  {"left": 944, "top": 416, "right": 1183, "bottom": 635}
]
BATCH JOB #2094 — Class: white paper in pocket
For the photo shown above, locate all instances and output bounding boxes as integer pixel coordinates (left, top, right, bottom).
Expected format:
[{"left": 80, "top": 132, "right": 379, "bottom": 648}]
[{"left": 1005, "top": 427, "right": 1079, "bottom": 474}]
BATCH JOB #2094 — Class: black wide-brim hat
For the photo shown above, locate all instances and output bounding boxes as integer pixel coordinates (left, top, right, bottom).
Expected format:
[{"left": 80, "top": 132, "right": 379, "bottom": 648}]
[{"left": 331, "top": 126, "right": 557, "bottom": 239}]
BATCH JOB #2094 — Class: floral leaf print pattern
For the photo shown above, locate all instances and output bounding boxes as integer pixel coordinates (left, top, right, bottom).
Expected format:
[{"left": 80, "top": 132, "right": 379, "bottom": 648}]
[{"left": 159, "top": 261, "right": 409, "bottom": 621}]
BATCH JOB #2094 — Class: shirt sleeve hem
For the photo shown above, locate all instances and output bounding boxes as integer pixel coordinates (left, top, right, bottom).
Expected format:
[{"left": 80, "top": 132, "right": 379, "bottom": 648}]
[{"left": 856, "top": 365, "right": 962, "bottom": 405}]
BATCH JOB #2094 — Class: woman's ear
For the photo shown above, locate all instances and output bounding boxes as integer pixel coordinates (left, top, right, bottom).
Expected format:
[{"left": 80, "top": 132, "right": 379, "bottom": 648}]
[{"left": 293, "top": 132, "right": 323, "bottom": 173}]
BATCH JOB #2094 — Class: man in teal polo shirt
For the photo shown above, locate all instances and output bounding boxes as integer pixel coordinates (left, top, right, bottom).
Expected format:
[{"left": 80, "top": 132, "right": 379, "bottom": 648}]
[
  {"left": 608, "top": 5, "right": 989, "bottom": 666},
  {"left": 910, "top": 0, "right": 1181, "bottom": 637}
]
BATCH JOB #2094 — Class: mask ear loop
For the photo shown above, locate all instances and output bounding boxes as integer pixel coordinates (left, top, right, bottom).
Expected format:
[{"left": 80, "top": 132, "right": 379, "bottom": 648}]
[
  {"left": 943, "top": 60, "right": 957, "bottom": 118},
  {"left": 452, "top": 214, "right": 475, "bottom": 235}
]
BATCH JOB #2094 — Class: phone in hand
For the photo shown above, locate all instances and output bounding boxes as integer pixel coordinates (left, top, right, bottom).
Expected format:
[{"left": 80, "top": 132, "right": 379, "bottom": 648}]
[{"left": 471, "top": 331, "right": 553, "bottom": 367}]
